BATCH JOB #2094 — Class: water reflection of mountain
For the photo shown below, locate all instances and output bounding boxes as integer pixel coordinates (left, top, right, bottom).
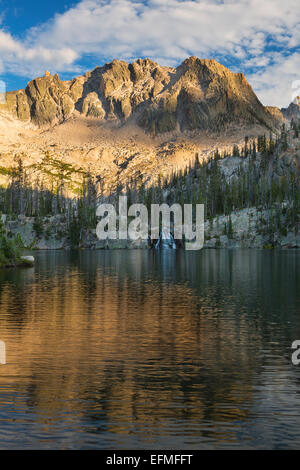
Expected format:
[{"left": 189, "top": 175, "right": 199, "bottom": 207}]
[{"left": 0, "top": 250, "right": 299, "bottom": 449}]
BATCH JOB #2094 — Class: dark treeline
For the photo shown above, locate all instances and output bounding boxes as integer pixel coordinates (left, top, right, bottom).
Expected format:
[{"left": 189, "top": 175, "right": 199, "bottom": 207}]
[
  {"left": 127, "top": 125, "right": 300, "bottom": 232},
  {"left": 0, "top": 123, "right": 300, "bottom": 245}
]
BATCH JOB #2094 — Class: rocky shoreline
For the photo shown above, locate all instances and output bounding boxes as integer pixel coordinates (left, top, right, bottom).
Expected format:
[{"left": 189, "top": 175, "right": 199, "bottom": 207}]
[
  {"left": 2, "top": 205, "right": 299, "bottom": 251},
  {"left": 0, "top": 256, "right": 35, "bottom": 269}
]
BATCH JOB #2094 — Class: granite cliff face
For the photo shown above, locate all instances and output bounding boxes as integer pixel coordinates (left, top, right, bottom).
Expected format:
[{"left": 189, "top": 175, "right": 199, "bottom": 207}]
[
  {"left": 281, "top": 96, "right": 300, "bottom": 121},
  {"left": 0, "top": 57, "right": 280, "bottom": 133},
  {"left": 268, "top": 97, "right": 300, "bottom": 123},
  {"left": 265, "top": 106, "right": 286, "bottom": 123}
]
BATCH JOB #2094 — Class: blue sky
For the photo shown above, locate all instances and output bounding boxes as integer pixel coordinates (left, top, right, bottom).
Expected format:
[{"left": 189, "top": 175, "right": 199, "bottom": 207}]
[{"left": 0, "top": 0, "right": 299, "bottom": 107}]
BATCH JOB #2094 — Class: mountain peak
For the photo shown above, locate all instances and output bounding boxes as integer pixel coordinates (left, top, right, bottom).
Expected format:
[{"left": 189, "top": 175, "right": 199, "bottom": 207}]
[
  {"left": 0, "top": 57, "right": 281, "bottom": 133},
  {"left": 281, "top": 96, "right": 300, "bottom": 121}
]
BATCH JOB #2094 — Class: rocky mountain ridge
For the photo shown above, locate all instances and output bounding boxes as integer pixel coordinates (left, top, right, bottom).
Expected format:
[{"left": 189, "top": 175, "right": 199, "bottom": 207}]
[
  {"left": 281, "top": 96, "right": 300, "bottom": 121},
  {"left": 265, "top": 97, "right": 300, "bottom": 123},
  {"left": 0, "top": 56, "right": 298, "bottom": 199},
  {"left": 1, "top": 57, "right": 281, "bottom": 134}
]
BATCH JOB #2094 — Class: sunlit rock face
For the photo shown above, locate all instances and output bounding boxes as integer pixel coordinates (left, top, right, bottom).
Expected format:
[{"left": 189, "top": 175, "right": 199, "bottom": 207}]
[{"left": 0, "top": 57, "right": 281, "bottom": 133}]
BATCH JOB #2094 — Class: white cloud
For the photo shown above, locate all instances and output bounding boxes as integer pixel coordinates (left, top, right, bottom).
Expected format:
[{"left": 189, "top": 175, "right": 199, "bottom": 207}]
[
  {"left": 249, "top": 52, "right": 300, "bottom": 108},
  {"left": 0, "top": 0, "right": 299, "bottom": 106},
  {"left": 0, "top": 20, "right": 79, "bottom": 76}
]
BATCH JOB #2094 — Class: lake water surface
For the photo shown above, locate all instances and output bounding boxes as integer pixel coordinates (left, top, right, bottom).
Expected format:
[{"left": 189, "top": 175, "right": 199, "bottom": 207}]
[{"left": 0, "top": 249, "right": 299, "bottom": 449}]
